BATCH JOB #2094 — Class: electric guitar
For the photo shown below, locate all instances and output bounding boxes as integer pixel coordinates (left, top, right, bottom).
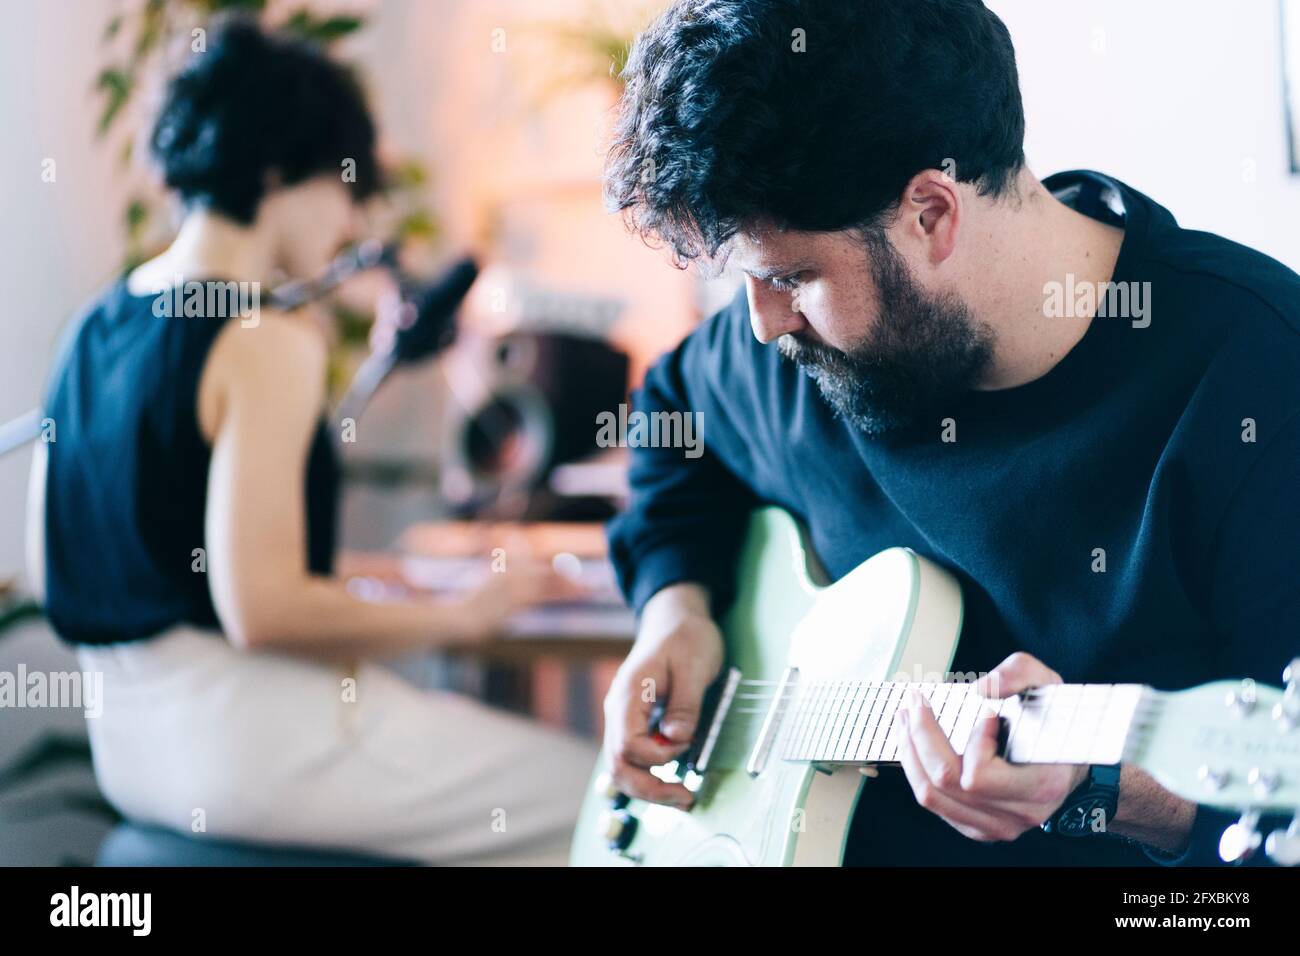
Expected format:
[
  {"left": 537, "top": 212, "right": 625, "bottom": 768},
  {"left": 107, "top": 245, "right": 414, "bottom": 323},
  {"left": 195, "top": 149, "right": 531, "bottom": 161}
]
[{"left": 570, "top": 508, "right": 1300, "bottom": 866}]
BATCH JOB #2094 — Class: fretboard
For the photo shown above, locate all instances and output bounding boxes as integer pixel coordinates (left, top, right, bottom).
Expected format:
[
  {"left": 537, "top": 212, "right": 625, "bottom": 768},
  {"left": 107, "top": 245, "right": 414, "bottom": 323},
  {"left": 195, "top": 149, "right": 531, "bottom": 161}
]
[{"left": 778, "top": 680, "right": 1150, "bottom": 766}]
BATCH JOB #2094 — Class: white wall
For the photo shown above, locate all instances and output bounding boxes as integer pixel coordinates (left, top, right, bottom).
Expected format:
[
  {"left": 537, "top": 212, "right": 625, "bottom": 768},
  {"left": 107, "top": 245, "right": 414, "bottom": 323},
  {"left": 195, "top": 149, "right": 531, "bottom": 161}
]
[
  {"left": 991, "top": 0, "right": 1300, "bottom": 268},
  {"left": 0, "top": 0, "right": 131, "bottom": 581},
  {"left": 2, "top": 0, "right": 1299, "bottom": 580}
]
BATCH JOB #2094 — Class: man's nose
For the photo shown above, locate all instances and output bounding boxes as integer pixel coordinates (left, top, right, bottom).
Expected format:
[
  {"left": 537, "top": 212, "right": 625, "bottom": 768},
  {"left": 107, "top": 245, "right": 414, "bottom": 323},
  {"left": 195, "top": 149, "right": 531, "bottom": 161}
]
[{"left": 745, "top": 279, "right": 805, "bottom": 344}]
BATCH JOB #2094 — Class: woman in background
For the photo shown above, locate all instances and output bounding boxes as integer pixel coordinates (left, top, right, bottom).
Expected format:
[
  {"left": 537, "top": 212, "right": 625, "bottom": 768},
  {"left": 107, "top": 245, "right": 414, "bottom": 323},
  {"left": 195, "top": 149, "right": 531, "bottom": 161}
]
[{"left": 27, "top": 17, "right": 596, "bottom": 865}]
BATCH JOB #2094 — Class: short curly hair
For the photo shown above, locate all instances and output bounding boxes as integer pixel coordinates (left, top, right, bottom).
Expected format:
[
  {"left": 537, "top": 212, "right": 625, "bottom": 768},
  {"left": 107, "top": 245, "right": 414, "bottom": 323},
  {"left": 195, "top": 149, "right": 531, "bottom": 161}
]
[
  {"left": 150, "top": 15, "right": 380, "bottom": 224},
  {"left": 605, "top": 0, "right": 1026, "bottom": 264}
]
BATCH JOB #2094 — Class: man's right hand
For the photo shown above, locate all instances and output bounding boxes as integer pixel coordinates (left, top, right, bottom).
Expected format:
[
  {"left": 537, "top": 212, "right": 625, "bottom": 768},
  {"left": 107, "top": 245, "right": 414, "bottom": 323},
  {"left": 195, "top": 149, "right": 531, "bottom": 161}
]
[{"left": 602, "top": 582, "right": 723, "bottom": 809}]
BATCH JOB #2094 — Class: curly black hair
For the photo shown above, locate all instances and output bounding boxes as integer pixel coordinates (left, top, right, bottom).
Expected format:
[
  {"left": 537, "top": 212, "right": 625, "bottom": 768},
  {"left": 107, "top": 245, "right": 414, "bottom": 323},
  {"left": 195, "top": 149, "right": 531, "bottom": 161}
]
[
  {"left": 150, "top": 15, "right": 380, "bottom": 224},
  {"left": 605, "top": 0, "right": 1026, "bottom": 264}
]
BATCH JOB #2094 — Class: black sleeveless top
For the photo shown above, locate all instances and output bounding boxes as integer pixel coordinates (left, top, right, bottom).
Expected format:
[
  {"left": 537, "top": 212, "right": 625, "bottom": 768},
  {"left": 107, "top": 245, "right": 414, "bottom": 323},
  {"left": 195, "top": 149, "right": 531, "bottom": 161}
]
[{"left": 42, "top": 277, "right": 339, "bottom": 646}]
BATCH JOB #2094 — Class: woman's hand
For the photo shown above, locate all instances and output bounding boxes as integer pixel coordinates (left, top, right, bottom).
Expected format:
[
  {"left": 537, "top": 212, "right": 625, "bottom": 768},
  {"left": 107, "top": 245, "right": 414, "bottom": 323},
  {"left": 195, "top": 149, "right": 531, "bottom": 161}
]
[
  {"left": 452, "top": 559, "right": 587, "bottom": 645},
  {"left": 202, "top": 310, "right": 587, "bottom": 658}
]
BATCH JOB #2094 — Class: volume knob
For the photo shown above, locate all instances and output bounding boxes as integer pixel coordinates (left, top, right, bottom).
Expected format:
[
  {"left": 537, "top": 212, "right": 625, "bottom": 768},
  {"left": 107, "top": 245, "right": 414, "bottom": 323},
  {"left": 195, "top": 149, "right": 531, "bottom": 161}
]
[
  {"left": 593, "top": 771, "right": 631, "bottom": 809},
  {"left": 597, "top": 810, "right": 639, "bottom": 852},
  {"left": 593, "top": 772, "right": 620, "bottom": 800}
]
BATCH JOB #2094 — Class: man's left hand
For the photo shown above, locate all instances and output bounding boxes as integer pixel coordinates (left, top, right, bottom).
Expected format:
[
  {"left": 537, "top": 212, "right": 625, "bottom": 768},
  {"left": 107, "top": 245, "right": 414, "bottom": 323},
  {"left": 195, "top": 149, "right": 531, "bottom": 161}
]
[{"left": 895, "top": 651, "right": 1087, "bottom": 842}]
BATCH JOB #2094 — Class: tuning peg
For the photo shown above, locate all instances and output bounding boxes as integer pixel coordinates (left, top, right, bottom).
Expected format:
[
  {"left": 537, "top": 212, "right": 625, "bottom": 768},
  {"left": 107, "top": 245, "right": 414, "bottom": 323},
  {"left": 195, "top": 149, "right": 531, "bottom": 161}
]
[
  {"left": 1219, "top": 810, "right": 1262, "bottom": 864},
  {"left": 1248, "top": 767, "right": 1281, "bottom": 799},
  {"left": 1273, "top": 684, "right": 1300, "bottom": 731},
  {"left": 1198, "top": 764, "right": 1231, "bottom": 792},
  {"left": 1265, "top": 815, "right": 1300, "bottom": 867},
  {"left": 1224, "top": 680, "right": 1256, "bottom": 717}
]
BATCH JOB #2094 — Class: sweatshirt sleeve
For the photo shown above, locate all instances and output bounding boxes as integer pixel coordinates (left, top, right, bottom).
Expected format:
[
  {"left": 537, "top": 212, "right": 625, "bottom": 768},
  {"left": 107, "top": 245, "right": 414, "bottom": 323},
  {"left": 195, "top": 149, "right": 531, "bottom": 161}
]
[
  {"left": 606, "top": 295, "right": 762, "bottom": 617},
  {"left": 1145, "top": 407, "right": 1300, "bottom": 866}
]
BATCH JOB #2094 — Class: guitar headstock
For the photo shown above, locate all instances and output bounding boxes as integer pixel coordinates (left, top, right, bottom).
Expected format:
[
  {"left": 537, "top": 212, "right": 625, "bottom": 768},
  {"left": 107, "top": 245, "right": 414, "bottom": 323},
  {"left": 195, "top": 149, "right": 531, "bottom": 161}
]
[{"left": 1130, "top": 659, "right": 1300, "bottom": 864}]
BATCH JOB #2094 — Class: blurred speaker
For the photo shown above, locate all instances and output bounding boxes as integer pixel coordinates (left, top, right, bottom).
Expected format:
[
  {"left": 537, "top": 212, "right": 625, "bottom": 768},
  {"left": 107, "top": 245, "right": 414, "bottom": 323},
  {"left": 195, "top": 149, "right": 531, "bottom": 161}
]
[{"left": 441, "top": 332, "right": 628, "bottom": 519}]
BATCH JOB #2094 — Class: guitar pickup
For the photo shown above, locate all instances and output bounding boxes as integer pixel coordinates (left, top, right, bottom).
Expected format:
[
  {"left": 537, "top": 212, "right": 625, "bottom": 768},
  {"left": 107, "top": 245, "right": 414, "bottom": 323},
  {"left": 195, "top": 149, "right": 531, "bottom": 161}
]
[{"left": 649, "top": 666, "right": 742, "bottom": 776}]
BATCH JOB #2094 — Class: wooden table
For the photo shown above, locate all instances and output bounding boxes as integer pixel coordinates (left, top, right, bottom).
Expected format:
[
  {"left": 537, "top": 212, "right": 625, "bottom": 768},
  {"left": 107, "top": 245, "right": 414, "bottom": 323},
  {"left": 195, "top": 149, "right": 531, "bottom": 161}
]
[{"left": 338, "top": 519, "right": 636, "bottom": 663}]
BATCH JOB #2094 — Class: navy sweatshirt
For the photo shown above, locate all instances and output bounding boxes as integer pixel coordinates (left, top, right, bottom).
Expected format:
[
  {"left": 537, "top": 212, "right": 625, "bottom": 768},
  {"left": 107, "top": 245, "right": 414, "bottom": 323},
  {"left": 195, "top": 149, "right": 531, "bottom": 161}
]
[{"left": 607, "top": 170, "right": 1300, "bottom": 866}]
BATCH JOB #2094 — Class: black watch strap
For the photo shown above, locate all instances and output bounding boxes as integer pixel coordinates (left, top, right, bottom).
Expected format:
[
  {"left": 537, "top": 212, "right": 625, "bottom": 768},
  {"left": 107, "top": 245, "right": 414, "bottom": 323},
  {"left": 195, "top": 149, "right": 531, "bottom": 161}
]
[{"left": 1042, "top": 764, "right": 1121, "bottom": 838}]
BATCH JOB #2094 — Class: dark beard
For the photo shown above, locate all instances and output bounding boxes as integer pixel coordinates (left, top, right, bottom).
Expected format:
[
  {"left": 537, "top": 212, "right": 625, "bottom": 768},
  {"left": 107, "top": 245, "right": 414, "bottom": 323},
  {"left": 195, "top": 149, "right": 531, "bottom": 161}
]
[{"left": 778, "top": 240, "right": 994, "bottom": 438}]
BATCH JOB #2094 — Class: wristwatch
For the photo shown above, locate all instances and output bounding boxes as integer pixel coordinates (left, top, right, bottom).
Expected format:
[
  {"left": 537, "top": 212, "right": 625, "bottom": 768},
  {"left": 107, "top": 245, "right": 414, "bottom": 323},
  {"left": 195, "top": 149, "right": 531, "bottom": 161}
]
[{"left": 1041, "top": 764, "right": 1121, "bottom": 837}]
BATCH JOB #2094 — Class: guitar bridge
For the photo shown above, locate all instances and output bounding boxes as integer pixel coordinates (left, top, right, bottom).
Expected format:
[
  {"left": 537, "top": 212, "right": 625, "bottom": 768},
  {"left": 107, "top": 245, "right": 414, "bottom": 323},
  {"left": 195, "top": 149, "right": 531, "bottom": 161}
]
[{"left": 747, "top": 667, "right": 800, "bottom": 777}]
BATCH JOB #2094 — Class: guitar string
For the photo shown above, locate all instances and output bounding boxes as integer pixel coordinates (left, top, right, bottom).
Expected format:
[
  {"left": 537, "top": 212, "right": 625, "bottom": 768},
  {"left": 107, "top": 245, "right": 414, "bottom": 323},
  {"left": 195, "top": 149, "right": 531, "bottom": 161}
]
[
  {"left": 701, "top": 697, "right": 1161, "bottom": 757},
  {"left": 728, "top": 694, "right": 1154, "bottom": 715},
  {"left": 720, "top": 687, "right": 1145, "bottom": 716},
  {"left": 710, "top": 699, "right": 1160, "bottom": 729},
  {"left": 703, "top": 682, "right": 1156, "bottom": 717},
  {"left": 703, "top": 705, "right": 1158, "bottom": 745},
  {"left": 734, "top": 677, "right": 1143, "bottom": 691},
  {"left": 716, "top": 691, "right": 1158, "bottom": 721},
  {"left": 730, "top": 679, "right": 1131, "bottom": 696},
  {"left": 694, "top": 716, "right": 1157, "bottom": 761},
  {"left": 728, "top": 697, "right": 1164, "bottom": 717}
]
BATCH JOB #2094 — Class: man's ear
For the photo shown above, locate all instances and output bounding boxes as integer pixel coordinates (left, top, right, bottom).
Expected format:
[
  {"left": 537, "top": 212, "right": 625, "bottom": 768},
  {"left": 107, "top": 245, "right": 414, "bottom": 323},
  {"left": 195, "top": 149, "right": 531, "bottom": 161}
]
[{"left": 902, "top": 169, "right": 960, "bottom": 265}]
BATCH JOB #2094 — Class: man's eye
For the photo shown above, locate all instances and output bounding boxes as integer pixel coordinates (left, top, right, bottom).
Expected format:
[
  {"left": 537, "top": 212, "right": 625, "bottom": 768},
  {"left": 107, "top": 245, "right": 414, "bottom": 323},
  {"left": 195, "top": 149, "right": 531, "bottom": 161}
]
[{"left": 767, "top": 274, "right": 801, "bottom": 292}]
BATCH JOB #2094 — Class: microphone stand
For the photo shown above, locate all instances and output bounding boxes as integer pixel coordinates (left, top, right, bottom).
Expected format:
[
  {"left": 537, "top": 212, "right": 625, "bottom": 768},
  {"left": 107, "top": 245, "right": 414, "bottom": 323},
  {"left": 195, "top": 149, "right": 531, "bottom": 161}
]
[{"left": 0, "top": 244, "right": 477, "bottom": 457}]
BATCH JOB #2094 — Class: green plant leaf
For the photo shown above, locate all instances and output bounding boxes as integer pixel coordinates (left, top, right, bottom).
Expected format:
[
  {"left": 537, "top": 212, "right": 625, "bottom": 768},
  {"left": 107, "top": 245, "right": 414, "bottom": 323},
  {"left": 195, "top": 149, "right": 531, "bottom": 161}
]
[
  {"left": 395, "top": 209, "right": 439, "bottom": 242},
  {"left": 200, "top": 0, "right": 268, "bottom": 12},
  {"left": 388, "top": 159, "right": 428, "bottom": 191},
  {"left": 133, "top": 0, "right": 167, "bottom": 58},
  {"left": 95, "top": 67, "right": 133, "bottom": 136},
  {"left": 125, "top": 198, "right": 150, "bottom": 240},
  {"left": 283, "top": 11, "right": 365, "bottom": 43}
]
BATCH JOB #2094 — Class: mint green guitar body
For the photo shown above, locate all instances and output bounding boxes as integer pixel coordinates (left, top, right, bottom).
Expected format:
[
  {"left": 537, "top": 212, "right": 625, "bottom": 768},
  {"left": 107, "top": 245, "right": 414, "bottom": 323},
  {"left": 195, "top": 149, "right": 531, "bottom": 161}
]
[
  {"left": 570, "top": 508, "right": 966, "bottom": 866},
  {"left": 571, "top": 509, "right": 1300, "bottom": 866}
]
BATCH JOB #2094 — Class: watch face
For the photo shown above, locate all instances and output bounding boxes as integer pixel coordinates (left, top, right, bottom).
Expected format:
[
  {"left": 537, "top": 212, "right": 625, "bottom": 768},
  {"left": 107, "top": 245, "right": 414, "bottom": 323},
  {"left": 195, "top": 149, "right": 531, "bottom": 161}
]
[{"left": 1058, "top": 798, "right": 1108, "bottom": 837}]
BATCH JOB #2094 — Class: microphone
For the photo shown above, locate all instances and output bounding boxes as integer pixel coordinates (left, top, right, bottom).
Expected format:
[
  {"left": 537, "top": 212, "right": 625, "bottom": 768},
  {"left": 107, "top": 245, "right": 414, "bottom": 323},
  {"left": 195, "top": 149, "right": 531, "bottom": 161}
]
[
  {"left": 389, "top": 256, "right": 479, "bottom": 365},
  {"left": 334, "top": 254, "right": 480, "bottom": 427}
]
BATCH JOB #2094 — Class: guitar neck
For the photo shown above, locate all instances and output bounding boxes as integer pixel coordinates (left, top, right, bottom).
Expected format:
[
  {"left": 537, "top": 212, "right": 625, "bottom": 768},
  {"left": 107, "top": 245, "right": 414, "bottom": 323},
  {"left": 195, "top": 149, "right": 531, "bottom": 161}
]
[{"left": 778, "top": 680, "right": 1153, "bottom": 766}]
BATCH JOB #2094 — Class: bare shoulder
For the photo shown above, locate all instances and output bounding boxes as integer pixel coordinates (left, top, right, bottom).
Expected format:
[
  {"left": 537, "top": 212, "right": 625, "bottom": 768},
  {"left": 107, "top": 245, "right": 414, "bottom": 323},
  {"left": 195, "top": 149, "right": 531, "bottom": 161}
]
[
  {"left": 199, "top": 309, "right": 329, "bottom": 439},
  {"left": 220, "top": 307, "right": 327, "bottom": 365},
  {"left": 208, "top": 308, "right": 329, "bottom": 389}
]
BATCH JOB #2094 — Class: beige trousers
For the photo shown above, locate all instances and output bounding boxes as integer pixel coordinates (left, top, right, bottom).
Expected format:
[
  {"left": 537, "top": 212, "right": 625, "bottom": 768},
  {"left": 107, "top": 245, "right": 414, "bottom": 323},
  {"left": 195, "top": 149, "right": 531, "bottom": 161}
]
[{"left": 78, "top": 626, "right": 598, "bottom": 865}]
